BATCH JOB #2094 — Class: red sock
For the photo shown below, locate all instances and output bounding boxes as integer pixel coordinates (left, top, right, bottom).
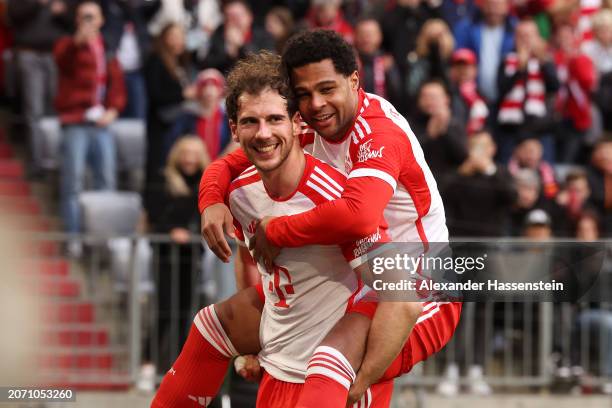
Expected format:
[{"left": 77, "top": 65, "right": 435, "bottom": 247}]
[
  {"left": 296, "top": 346, "right": 355, "bottom": 408},
  {"left": 151, "top": 305, "right": 238, "bottom": 407}
]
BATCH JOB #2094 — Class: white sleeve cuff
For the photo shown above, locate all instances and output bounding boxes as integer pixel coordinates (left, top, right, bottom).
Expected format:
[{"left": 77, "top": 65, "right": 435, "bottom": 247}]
[{"left": 347, "top": 168, "right": 397, "bottom": 191}]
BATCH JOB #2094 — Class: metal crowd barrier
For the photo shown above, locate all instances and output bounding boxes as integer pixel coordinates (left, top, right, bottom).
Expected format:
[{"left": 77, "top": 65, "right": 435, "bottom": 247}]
[{"left": 19, "top": 233, "right": 612, "bottom": 397}]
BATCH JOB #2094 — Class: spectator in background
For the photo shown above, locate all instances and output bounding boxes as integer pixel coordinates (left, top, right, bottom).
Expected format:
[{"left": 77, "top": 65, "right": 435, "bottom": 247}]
[
  {"left": 496, "top": 19, "right": 560, "bottom": 163},
  {"left": 304, "top": 0, "right": 354, "bottom": 43},
  {"left": 440, "top": 0, "right": 477, "bottom": 28},
  {"left": 511, "top": 168, "right": 542, "bottom": 235},
  {"left": 381, "top": 0, "right": 440, "bottom": 78},
  {"left": 354, "top": 17, "right": 402, "bottom": 108},
  {"left": 202, "top": 0, "right": 274, "bottom": 74},
  {"left": 583, "top": 9, "right": 612, "bottom": 75},
  {"left": 586, "top": 138, "right": 612, "bottom": 235},
  {"left": 510, "top": 167, "right": 567, "bottom": 236},
  {"left": 7, "top": 0, "right": 71, "bottom": 177},
  {"left": 438, "top": 130, "right": 511, "bottom": 398},
  {"left": 449, "top": 48, "right": 489, "bottom": 135},
  {"left": 146, "top": 0, "right": 188, "bottom": 37},
  {"left": 576, "top": 209, "right": 601, "bottom": 240},
  {"left": 411, "top": 80, "right": 467, "bottom": 187},
  {"left": 264, "top": 6, "right": 294, "bottom": 53},
  {"left": 577, "top": 0, "right": 604, "bottom": 45},
  {"left": 444, "top": 130, "right": 516, "bottom": 236},
  {"left": 144, "top": 22, "right": 194, "bottom": 219},
  {"left": 151, "top": 135, "right": 208, "bottom": 245},
  {"left": 523, "top": 208, "right": 553, "bottom": 239},
  {"left": 590, "top": 10, "right": 612, "bottom": 131},
  {"left": 571, "top": 208, "right": 612, "bottom": 395},
  {"left": 165, "top": 68, "right": 235, "bottom": 162},
  {"left": 454, "top": 0, "right": 516, "bottom": 102},
  {"left": 556, "top": 169, "right": 594, "bottom": 225},
  {"left": 405, "top": 19, "right": 454, "bottom": 110},
  {"left": 553, "top": 24, "right": 596, "bottom": 163},
  {"left": 186, "top": 0, "right": 223, "bottom": 62},
  {"left": 149, "top": 136, "right": 208, "bottom": 372},
  {"left": 54, "top": 0, "right": 126, "bottom": 257},
  {"left": 508, "top": 137, "right": 559, "bottom": 200},
  {"left": 103, "top": 0, "right": 153, "bottom": 120}
]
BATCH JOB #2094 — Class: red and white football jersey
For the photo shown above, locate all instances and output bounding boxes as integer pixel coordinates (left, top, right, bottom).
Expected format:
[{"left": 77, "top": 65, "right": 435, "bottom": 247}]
[
  {"left": 228, "top": 154, "right": 384, "bottom": 383},
  {"left": 298, "top": 89, "right": 448, "bottom": 247},
  {"left": 200, "top": 89, "right": 448, "bottom": 250}
]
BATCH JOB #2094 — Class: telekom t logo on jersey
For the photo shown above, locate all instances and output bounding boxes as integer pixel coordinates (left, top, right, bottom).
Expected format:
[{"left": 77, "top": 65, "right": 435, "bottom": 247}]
[
  {"left": 248, "top": 218, "right": 295, "bottom": 308},
  {"left": 268, "top": 264, "right": 294, "bottom": 308}
]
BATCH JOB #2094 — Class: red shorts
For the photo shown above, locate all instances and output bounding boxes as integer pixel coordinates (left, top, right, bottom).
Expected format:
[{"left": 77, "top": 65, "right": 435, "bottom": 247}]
[
  {"left": 347, "top": 298, "right": 462, "bottom": 378},
  {"left": 256, "top": 370, "right": 394, "bottom": 408},
  {"left": 254, "top": 284, "right": 462, "bottom": 379}
]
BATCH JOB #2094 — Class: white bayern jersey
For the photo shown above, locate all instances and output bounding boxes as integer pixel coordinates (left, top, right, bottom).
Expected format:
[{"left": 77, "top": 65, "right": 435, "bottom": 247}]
[
  {"left": 228, "top": 154, "right": 383, "bottom": 383},
  {"left": 299, "top": 89, "right": 449, "bottom": 247}
]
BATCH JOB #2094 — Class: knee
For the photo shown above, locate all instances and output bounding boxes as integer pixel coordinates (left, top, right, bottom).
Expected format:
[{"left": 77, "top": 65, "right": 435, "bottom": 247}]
[{"left": 318, "top": 313, "right": 371, "bottom": 370}]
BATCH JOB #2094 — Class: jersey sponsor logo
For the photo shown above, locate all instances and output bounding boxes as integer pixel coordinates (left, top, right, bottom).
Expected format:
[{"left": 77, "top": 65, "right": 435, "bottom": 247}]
[
  {"left": 353, "top": 229, "right": 382, "bottom": 258},
  {"left": 268, "top": 264, "right": 295, "bottom": 308},
  {"left": 345, "top": 154, "right": 353, "bottom": 174},
  {"left": 357, "top": 139, "right": 385, "bottom": 163}
]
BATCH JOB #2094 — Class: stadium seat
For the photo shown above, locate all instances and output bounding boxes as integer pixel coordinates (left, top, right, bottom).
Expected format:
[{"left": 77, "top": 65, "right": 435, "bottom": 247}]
[
  {"left": 109, "top": 119, "right": 146, "bottom": 172},
  {"left": 78, "top": 191, "right": 152, "bottom": 292},
  {"left": 39, "top": 116, "right": 62, "bottom": 170},
  {"left": 78, "top": 191, "right": 141, "bottom": 236},
  {"left": 38, "top": 117, "right": 146, "bottom": 173}
]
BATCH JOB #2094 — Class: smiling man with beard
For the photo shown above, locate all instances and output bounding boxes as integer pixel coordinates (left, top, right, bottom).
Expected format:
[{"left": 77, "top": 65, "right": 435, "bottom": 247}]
[{"left": 152, "top": 51, "right": 402, "bottom": 408}]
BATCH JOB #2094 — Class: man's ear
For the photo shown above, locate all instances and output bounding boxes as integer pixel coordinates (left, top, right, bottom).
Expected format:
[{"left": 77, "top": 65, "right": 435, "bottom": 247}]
[
  {"left": 291, "top": 112, "right": 301, "bottom": 136},
  {"left": 230, "top": 120, "right": 239, "bottom": 143},
  {"left": 350, "top": 70, "right": 360, "bottom": 91}
]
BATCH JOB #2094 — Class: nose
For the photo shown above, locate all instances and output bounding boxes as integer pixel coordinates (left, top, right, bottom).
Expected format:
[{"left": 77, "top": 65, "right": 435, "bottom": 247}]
[
  {"left": 256, "top": 119, "right": 272, "bottom": 139},
  {"left": 310, "top": 92, "right": 326, "bottom": 111}
]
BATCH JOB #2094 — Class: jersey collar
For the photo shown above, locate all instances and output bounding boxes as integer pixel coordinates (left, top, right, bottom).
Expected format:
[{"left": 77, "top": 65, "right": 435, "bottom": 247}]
[{"left": 263, "top": 153, "right": 315, "bottom": 202}]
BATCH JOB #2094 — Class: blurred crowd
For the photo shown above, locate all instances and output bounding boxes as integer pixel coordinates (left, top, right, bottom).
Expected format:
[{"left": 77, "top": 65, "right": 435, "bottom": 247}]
[{"left": 0, "top": 0, "right": 611, "bottom": 245}]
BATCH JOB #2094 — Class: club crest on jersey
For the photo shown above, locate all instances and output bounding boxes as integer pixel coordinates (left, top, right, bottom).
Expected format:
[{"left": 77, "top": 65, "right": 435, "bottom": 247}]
[
  {"left": 345, "top": 154, "right": 353, "bottom": 174},
  {"left": 357, "top": 139, "right": 385, "bottom": 163},
  {"left": 247, "top": 219, "right": 259, "bottom": 235}
]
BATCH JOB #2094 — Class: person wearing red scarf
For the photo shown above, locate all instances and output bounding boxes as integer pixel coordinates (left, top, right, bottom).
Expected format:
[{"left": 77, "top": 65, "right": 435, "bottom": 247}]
[
  {"left": 553, "top": 24, "right": 596, "bottom": 163},
  {"left": 449, "top": 48, "right": 489, "bottom": 135},
  {"left": 164, "top": 69, "right": 235, "bottom": 163},
  {"left": 354, "top": 18, "right": 402, "bottom": 109},
  {"left": 508, "top": 137, "right": 559, "bottom": 200},
  {"left": 496, "top": 19, "right": 559, "bottom": 163}
]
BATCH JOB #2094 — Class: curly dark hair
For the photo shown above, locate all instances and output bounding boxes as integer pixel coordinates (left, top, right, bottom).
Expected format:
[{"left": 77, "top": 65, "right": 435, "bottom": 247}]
[
  {"left": 225, "top": 51, "right": 297, "bottom": 122},
  {"left": 281, "top": 30, "right": 358, "bottom": 82}
]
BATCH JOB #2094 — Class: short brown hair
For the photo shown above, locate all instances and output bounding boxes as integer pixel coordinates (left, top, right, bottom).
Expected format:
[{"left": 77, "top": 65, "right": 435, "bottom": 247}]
[{"left": 225, "top": 51, "right": 296, "bottom": 122}]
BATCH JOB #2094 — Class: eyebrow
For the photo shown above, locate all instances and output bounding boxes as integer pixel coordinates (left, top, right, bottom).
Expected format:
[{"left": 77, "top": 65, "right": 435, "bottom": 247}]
[
  {"left": 238, "top": 116, "right": 257, "bottom": 124},
  {"left": 238, "top": 113, "right": 287, "bottom": 123},
  {"left": 294, "top": 80, "right": 337, "bottom": 92}
]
